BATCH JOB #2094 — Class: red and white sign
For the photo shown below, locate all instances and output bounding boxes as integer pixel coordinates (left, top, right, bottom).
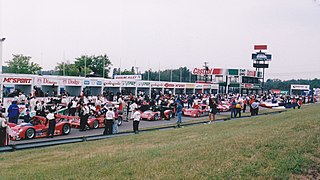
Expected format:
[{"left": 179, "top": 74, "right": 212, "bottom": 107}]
[
  {"left": 246, "top": 70, "right": 257, "bottom": 77},
  {"left": 175, "top": 83, "right": 186, "bottom": 88},
  {"left": 60, "top": 79, "right": 82, "bottom": 86},
  {"left": 3, "top": 77, "right": 33, "bottom": 84},
  {"left": 36, "top": 77, "right": 59, "bottom": 85},
  {"left": 242, "top": 83, "right": 253, "bottom": 89},
  {"left": 254, "top": 45, "right": 267, "bottom": 50},
  {"left": 164, "top": 83, "right": 175, "bottom": 88},
  {"left": 114, "top": 75, "right": 142, "bottom": 80},
  {"left": 192, "top": 68, "right": 225, "bottom": 75}
]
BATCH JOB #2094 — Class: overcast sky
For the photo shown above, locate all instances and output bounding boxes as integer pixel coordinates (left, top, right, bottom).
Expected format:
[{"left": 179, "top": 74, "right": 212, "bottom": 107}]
[{"left": 0, "top": 0, "right": 320, "bottom": 80}]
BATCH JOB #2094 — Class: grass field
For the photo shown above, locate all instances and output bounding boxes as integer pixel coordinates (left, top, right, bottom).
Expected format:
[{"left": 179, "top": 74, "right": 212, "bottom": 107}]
[{"left": 1, "top": 104, "right": 320, "bottom": 179}]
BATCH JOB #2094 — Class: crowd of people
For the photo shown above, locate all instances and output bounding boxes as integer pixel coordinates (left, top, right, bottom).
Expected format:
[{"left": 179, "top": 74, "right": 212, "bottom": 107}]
[{"left": 0, "top": 88, "right": 315, "bottom": 146}]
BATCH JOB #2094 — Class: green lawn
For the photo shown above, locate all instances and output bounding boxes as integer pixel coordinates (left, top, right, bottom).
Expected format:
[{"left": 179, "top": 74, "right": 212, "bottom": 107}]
[{"left": 1, "top": 104, "right": 320, "bottom": 179}]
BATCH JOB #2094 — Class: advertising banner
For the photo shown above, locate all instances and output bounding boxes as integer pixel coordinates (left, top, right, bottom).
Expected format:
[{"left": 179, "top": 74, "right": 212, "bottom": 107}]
[
  {"left": 3, "top": 77, "right": 33, "bottom": 85},
  {"left": 114, "top": 75, "right": 142, "bottom": 80},
  {"left": 60, "top": 78, "right": 82, "bottom": 86}
]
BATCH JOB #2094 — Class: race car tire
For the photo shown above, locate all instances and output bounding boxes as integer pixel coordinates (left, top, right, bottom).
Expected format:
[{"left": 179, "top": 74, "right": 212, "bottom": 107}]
[
  {"left": 25, "top": 128, "right": 35, "bottom": 139},
  {"left": 153, "top": 114, "right": 160, "bottom": 121},
  {"left": 62, "top": 124, "right": 71, "bottom": 135},
  {"left": 167, "top": 112, "right": 172, "bottom": 120},
  {"left": 93, "top": 120, "right": 99, "bottom": 129},
  {"left": 117, "top": 116, "right": 123, "bottom": 126}
]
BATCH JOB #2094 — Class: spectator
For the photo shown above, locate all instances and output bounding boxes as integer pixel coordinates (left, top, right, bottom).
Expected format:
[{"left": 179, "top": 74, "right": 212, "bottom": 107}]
[
  {"left": 176, "top": 101, "right": 183, "bottom": 128},
  {"left": 0, "top": 114, "right": 9, "bottom": 146},
  {"left": 208, "top": 97, "right": 218, "bottom": 124},
  {"left": 235, "top": 102, "right": 242, "bottom": 118},
  {"left": 8, "top": 99, "right": 19, "bottom": 124},
  {"left": 113, "top": 107, "right": 119, "bottom": 134},
  {"left": 46, "top": 109, "right": 56, "bottom": 138}
]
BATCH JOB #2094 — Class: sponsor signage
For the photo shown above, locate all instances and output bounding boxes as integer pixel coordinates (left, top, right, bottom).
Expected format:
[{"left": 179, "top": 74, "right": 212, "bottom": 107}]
[
  {"left": 246, "top": 70, "right": 257, "bottom": 77},
  {"left": 203, "top": 84, "right": 211, "bottom": 89},
  {"left": 241, "top": 83, "right": 254, "bottom": 89},
  {"left": 175, "top": 83, "right": 186, "bottom": 88},
  {"left": 192, "top": 68, "right": 226, "bottom": 75},
  {"left": 151, "top": 82, "right": 164, "bottom": 88},
  {"left": 291, "top": 84, "right": 310, "bottom": 90},
  {"left": 211, "top": 84, "right": 219, "bottom": 89},
  {"left": 114, "top": 75, "right": 142, "bottom": 80},
  {"left": 60, "top": 79, "right": 82, "bottom": 86},
  {"left": 3, "top": 77, "right": 33, "bottom": 84},
  {"left": 195, "top": 84, "right": 203, "bottom": 89},
  {"left": 185, "top": 84, "right": 195, "bottom": 89},
  {"left": 137, "top": 82, "right": 150, "bottom": 87},
  {"left": 122, "top": 81, "right": 136, "bottom": 87},
  {"left": 104, "top": 80, "right": 121, "bottom": 87},
  {"left": 36, "top": 77, "right": 59, "bottom": 85},
  {"left": 252, "top": 53, "right": 272, "bottom": 61},
  {"left": 254, "top": 45, "right": 267, "bottom": 50},
  {"left": 164, "top": 83, "right": 175, "bottom": 88},
  {"left": 84, "top": 80, "right": 90, "bottom": 85}
]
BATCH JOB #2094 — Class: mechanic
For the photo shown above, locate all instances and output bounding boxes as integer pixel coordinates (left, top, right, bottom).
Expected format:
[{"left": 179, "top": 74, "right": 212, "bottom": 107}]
[
  {"left": 131, "top": 108, "right": 141, "bottom": 134},
  {"left": 46, "top": 109, "right": 56, "bottom": 138},
  {"left": 103, "top": 107, "right": 114, "bottom": 135},
  {"left": 7, "top": 99, "right": 19, "bottom": 124}
]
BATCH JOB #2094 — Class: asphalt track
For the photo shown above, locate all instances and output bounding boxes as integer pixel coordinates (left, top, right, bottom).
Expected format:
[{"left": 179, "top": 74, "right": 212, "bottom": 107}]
[{"left": 11, "top": 110, "right": 234, "bottom": 145}]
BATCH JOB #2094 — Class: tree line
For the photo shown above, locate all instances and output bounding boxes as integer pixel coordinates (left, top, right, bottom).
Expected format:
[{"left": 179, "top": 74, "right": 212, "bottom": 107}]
[{"left": 3, "top": 54, "right": 320, "bottom": 90}]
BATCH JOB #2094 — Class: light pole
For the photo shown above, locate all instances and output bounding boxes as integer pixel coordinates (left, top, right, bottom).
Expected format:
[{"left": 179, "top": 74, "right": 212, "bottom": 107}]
[
  {"left": 0, "top": 37, "right": 5, "bottom": 74},
  {"left": 0, "top": 37, "right": 6, "bottom": 100}
]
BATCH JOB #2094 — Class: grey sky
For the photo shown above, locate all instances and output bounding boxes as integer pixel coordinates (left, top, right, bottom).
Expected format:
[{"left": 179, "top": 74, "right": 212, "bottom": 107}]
[{"left": 1, "top": 0, "right": 320, "bottom": 80}]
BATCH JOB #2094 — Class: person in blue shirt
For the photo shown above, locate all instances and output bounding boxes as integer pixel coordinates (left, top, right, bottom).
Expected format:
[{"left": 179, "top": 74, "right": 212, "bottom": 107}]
[
  {"left": 8, "top": 100, "right": 20, "bottom": 124},
  {"left": 176, "top": 101, "right": 183, "bottom": 128}
]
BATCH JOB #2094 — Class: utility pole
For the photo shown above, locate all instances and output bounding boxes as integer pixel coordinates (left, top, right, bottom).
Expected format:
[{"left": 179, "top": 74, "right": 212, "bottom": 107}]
[{"left": 204, "top": 62, "right": 209, "bottom": 83}]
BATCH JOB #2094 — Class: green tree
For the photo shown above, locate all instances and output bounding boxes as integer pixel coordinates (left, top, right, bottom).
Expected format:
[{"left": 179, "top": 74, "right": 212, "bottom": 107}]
[
  {"left": 55, "top": 61, "right": 80, "bottom": 76},
  {"left": 5, "top": 54, "right": 42, "bottom": 74},
  {"left": 74, "top": 54, "right": 112, "bottom": 77}
]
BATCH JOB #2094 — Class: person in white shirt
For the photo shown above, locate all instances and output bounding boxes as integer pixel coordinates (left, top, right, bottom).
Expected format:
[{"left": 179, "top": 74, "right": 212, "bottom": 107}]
[
  {"left": 103, "top": 108, "right": 115, "bottom": 135},
  {"left": 131, "top": 108, "right": 141, "bottom": 134}
]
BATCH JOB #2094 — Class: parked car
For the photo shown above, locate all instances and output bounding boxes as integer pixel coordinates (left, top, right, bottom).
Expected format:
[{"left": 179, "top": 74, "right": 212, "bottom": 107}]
[
  {"left": 10, "top": 115, "right": 71, "bottom": 140},
  {"left": 182, "top": 104, "right": 209, "bottom": 117}
]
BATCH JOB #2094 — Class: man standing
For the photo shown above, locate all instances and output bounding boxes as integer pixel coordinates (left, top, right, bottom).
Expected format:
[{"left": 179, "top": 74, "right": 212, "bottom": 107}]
[
  {"left": 103, "top": 107, "right": 115, "bottom": 135},
  {"left": 0, "top": 114, "right": 9, "bottom": 146},
  {"left": 176, "top": 101, "right": 183, "bottom": 128},
  {"left": 131, "top": 108, "right": 141, "bottom": 134},
  {"left": 46, "top": 109, "right": 56, "bottom": 138},
  {"left": 8, "top": 100, "right": 19, "bottom": 124}
]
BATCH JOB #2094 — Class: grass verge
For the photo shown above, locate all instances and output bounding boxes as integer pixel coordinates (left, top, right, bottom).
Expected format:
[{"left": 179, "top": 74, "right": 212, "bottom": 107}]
[{"left": 0, "top": 104, "right": 319, "bottom": 179}]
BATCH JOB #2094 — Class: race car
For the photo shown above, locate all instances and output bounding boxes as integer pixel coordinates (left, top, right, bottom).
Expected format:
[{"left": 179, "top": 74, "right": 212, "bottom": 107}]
[
  {"left": 217, "top": 101, "right": 230, "bottom": 112},
  {"left": 182, "top": 104, "right": 209, "bottom": 117},
  {"left": 57, "top": 113, "right": 123, "bottom": 129},
  {"left": 140, "top": 108, "right": 173, "bottom": 121},
  {"left": 10, "top": 116, "right": 71, "bottom": 140}
]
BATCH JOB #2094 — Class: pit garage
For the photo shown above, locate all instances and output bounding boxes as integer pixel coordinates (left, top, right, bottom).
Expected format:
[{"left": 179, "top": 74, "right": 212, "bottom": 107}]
[
  {"left": 60, "top": 77, "right": 83, "bottom": 97},
  {"left": 2, "top": 76, "right": 34, "bottom": 97}
]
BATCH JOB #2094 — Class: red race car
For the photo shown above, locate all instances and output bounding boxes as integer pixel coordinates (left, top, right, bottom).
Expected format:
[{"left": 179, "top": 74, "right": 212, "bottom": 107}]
[
  {"left": 140, "top": 108, "right": 173, "bottom": 121},
  {"left": 10, "top": 116, "right": 71, "bottom": 140},
  {"left": 182, "top": 104, "right": 209, "bottom": 117},
  {"left": 57, "top": 114, "right": 123, "bottom": 129},
  {"left": 217, "top": 101, "right": 230, "bottom": 112}
]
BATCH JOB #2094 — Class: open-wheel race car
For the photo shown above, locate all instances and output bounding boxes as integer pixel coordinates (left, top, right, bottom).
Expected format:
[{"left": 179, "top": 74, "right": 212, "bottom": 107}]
[
  {"left": 10, "top": 115, "right": 71, "bottom": 140},
  {"left": 182, "top": 104, "right": 209, "bottom": 117}
]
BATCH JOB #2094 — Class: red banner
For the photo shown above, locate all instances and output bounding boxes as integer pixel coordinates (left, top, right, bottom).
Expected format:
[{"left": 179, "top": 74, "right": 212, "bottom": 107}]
[{"left": 254, "top": 45, "right": 267, "bottom": 50}]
